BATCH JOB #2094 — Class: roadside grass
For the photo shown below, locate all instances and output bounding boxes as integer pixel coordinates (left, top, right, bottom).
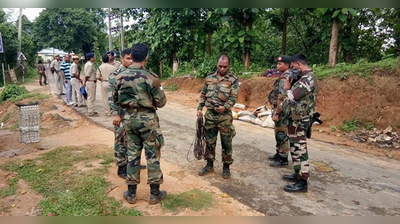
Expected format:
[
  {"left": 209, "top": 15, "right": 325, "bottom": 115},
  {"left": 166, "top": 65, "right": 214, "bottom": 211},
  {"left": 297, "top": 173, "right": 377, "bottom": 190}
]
[
  {"left": 161, "top": 189, "right": 214, "bottom": 213},
  {"left": 340, "top": 119, "right": 362, "bottom": 132},
  {"left": 0, "top": 146, "right": 142, "bottom": 216},
  {"left": 163, "top": 84, "right": 179, "bottom": 91},
  {"left": 2, "top": 112, "right": 11, "bottom": 123}
]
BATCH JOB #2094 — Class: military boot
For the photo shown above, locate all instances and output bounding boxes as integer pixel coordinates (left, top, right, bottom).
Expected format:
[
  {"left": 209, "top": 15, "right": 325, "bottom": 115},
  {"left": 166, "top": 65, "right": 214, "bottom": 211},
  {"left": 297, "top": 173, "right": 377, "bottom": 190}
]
[
  {"left": 282, "top": 173, "right": 298, "bottom": 182},
  {"left": 284, "top": 179, "right": 308, "bottom": 193},
  {"left": 270, "top": 155, "right": 288, "bottom": 167},
  {"left": 268, "top": 151, "right": 279, "bottom": 161},
  {"left": 222, "top": 163, "right": 230, "bottom": 179},
  {"left": 198, "top": 159, "right": 214, "bottom": 176},
  {"left": 117, "top": 165, "right": 127, "bottom": 179},
  {"left": 123, "top": 185, "right": 137, "bottom": 204},
  {"left": 149, "top": 184, "right": 167, "bottom": 205}
]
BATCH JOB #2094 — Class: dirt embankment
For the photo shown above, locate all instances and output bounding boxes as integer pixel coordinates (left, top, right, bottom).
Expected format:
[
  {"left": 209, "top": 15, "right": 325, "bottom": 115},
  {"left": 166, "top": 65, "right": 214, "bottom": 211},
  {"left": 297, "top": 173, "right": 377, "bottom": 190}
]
[{"left": 165, "top": 70, "right": 400, "bottom": 131}]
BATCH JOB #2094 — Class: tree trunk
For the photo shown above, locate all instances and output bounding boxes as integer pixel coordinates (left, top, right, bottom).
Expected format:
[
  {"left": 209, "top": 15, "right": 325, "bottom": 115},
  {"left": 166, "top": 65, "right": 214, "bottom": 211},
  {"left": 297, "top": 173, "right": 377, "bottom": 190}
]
[
  {"left": 172, "top": 52, "right": 178, "bottom": 76},
  {"left": 329, "top": 18, "right": 339, "bottom": 67},
  {"left": 207, "top": 32, "right": 212, "bottom": 57},
  {"left": 282, "top": 8, "right": 288, "bottom": 55},
  {"left": 159, "top": 60, "right": 163, "bottom": 78}
]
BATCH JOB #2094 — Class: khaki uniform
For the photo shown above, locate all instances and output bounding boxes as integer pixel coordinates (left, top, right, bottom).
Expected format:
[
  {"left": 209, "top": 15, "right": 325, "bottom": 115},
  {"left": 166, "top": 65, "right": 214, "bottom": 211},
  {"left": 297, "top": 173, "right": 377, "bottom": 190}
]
[
  {"left": 110, "top": 60, "right": 121, "bottom": 69},
  {"left": 84, "top": 61, "right": 97, "bottom": 114},
  {"left": 70, "top": 62, "right": 83, "bottom": 106},
  {"left": 97, "top": 63, "right": 116, "bottom": 115},
  {"left": 50, "top": 59, "right": 63, "bottom": 95}
]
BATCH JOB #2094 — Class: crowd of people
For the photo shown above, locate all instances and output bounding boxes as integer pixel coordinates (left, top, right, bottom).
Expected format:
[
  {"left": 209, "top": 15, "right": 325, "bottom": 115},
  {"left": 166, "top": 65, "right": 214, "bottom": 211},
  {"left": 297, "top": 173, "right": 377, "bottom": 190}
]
[{"left": 37, "top": 44, "right": 317, "bottom": 204}]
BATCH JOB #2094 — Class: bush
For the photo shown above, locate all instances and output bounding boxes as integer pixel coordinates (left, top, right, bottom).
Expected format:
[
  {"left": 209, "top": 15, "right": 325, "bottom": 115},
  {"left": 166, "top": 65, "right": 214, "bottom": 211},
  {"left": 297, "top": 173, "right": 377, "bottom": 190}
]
[
  {"left": 365, "top": 123, "right": 375, "bottom": 130},
  {"left": 340, "top": 119, "right": 362, "bottom": 132},
  {"left": 0, "top": 84, "right": 28, "bottom": 102}
]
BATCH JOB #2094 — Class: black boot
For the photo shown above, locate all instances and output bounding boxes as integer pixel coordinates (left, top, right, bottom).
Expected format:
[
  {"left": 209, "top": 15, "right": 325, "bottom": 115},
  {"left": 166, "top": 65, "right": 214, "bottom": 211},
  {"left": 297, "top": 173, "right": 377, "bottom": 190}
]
[
  {"left": 117, "top": 165, "right": 127, "bottom": 179},
  {"left": 283, "top": 173, "right": 298, "bottom": 182},
  {"left": 222, "top": 163, "right": 230, "bottom": 179},
  {"left": 149, "top": 184, "right": 167, "bottom": 205},
  {"left": 198, "top": 159, "right": 214, "bottom": 176},
  {"left": 123, "top": 185, "right": 137, "bottom": 204},
  {"left": 270, "top": 155, "right": 288, "bottom": 167},
  {"left": 268, "top": 151, "right": 279, "bottom": 161},
  {"left": 284, "top": 179, "right": 308, "bottom": 193}
]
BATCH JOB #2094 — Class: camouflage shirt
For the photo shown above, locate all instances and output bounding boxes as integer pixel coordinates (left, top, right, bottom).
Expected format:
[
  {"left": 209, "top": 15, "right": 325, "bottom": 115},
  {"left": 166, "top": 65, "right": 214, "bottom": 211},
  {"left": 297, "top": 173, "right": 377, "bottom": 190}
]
[
  {"left": 269, "top": 69, "right": 291, "bottom": 106},
  {"left": 197, "top": 72, "right": 239, "bottom": 111},
  {"left": 112, "top": 64, "right": 167, "bottom": 112},
  {"left": 109, "top": 65, "right": 127, "bottom": 116},
  {"left": 285, "top": 70, "right": 318, "bottom": 117}
]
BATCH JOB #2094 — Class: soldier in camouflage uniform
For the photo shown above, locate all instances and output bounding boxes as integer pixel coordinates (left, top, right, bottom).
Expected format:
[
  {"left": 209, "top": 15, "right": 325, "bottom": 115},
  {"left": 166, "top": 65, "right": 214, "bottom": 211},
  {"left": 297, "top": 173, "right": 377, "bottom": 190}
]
[
  {"left": 268, "top": 55, "right": 292, "bottom": 167},
  {"left": 281, "top": 54, "right": 318, "bottom": 192},
  {"left": 112, "top": 43, "right": 167, "bottom": 204},
  {"left": 109, "top": 48, "right": 133, "bottom": 179},
  {"left": 197, "top": 55, "right": 239, "bottom": 179}
]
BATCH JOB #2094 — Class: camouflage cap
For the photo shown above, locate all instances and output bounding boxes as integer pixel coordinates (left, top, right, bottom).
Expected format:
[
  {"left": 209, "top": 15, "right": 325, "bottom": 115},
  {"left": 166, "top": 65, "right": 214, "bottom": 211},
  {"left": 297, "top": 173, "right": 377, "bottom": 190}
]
[{"left": 277, "top": 55, "right": 291, "bottom": 63}]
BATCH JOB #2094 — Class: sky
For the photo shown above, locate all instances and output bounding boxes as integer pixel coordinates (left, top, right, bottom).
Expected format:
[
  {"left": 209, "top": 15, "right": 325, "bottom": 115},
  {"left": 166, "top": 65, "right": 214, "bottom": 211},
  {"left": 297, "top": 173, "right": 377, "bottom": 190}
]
[{"left": 4, "top": 8, "right": 44, "bottom": 22}]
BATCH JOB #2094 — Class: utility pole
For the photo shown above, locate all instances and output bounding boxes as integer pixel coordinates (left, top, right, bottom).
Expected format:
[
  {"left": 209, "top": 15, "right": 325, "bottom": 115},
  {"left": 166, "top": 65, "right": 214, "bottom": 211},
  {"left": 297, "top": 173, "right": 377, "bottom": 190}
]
[
  {"left": 120, "top": 9, "right": 125, "bottom": 51},
  {"left": 108, "top": 8, "right": 113, "bottom": 51},
  {"left": 17, "top": 8, "right": 22, "bottom": 66}
]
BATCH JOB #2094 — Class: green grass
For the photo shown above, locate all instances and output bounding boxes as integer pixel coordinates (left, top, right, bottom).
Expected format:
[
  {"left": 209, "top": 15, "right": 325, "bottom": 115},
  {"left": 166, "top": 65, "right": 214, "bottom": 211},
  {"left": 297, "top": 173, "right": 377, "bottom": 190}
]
[
  {"left": 365, "top": 123, "right": 375, "bottom": 130},
  {"left": 24, "top": 67, "right": 40, "bottom": 84},
  {"left": 161, "top": 189, "right": 214, "bottom": 212},
  {"left": 2, "top": 112, "right": 11, "bottom": 123},
  {"left": 1, "top": 146, "right": 142, "bottom": 216},
  {"left": 340, "top": 119, "right": 362, "bottom": 132},
  {"left": 163, "top": 84, "right": 179, "bottom": 91},
  {"left": 313, "top": 57, "right": 400, "bottom": 80},
  {"left": 8, "top": 92, "right": 50, "bottom": 103}
]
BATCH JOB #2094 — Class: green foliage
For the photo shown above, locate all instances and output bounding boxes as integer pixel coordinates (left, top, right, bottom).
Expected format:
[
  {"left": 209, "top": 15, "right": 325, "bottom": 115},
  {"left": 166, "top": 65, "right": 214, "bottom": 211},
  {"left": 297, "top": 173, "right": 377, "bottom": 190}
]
[
  {"left": 163, "top": 84, "right": 179, "bottom": 91},
  {"left": 2, "top": 112, "right": 11, "bottom": 123},
  {"left": 340, "top": 119, "right": 362, "bottom": 132},
  {"left": 365, "top": 123, "right": 375, "bottom": 130},
  {"left": 329, "top": 125, "right": 337, "bottom": 132},
  {"left": 2, "top": 146, "right": 142, "bottom": 216},
  {"left": 161, "top": 189, "right": 214, "bottom": 212},
  {"left": 0, "top": 84, "right": 28, "bottom": 102}
]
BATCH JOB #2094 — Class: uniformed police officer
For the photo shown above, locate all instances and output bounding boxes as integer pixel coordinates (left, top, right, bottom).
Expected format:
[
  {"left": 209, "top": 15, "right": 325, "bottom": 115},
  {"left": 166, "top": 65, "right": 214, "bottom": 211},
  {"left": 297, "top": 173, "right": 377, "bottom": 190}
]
[{"left": 197, "top": 55, "right": 239, "bottom": 179}]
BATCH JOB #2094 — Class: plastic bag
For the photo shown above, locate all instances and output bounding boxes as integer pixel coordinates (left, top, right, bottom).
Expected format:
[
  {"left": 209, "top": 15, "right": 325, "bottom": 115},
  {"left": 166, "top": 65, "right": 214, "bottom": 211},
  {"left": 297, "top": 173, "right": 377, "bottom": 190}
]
[{"left": 80, "top": 86, "right": 88, "bottom": 100}]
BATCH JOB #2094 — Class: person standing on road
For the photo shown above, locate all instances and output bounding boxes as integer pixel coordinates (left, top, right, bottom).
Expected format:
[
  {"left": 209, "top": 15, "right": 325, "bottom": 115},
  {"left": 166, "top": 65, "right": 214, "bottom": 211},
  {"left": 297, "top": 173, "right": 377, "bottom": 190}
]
[
  {"left": 268, "top": 55, "right": 292, "bottom": 167},
  {"left": 37, "top": 60, "right": 47, "bottom": 86},
  {"left": 281, "top": 54, "right": 318, "bottom": 192},
  {"left": 70, "top": 55, "right": 84, "bottom": 107},
  {"left": 84, "top": 52, "right": 98, "bottom": 117},
  {"left": 50, "top": 54, "right": 63, "bottom": 96},
  {"left": 60, "top": 54, "right": 73, "bottom": 105},
  {"left": 97, "top": 54, "right": 116, "bottom": 116},
  {"left": 197, "top": 54, "right": 239, "bottom": 179},
  {"left": 112, "top": 43, "right": 167, "bottom": 205}
]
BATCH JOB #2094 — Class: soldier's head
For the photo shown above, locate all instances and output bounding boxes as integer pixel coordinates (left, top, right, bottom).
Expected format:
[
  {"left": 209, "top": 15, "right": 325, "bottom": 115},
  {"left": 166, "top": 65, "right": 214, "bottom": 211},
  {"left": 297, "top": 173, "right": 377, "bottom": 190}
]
[
  {"left": 121, "top": 48, "right": 133, "bottom": 68},
  {"left": 64, "top": 54, "right": 71, "bottom": 62},
  {"left": 131, "top": 43, "right": 149, "bottom": 64},
  {"left": 276, "top": 55, "right": 291, "bottom": 73},
  {"left": 217, "top": 54, "right": 230, "bottom": 76},
  {"left": 86, "top": 52, "right": 95, "bottom": 62},
  {"left": 291, "top": 54, "right": 308, "bottom": 71},
  {"left": 102, "top": 54, "right": 109, "bottom": 63},
  {"left": 54, "top": 54, "right": 60, "bottom": 61}
]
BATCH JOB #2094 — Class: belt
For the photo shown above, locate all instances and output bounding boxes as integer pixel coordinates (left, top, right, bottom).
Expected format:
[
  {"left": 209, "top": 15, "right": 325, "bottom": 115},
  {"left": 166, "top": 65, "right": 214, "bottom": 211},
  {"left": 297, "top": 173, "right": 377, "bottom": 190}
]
[
  {"left": 86, "top": 80, "right": 96, "bottom": 82},
  {"left": 126, "top": 107, "right": 154, "bottom": 113},
  {"left": 102, "top": 80, "right": 109, "bottom": 82}
]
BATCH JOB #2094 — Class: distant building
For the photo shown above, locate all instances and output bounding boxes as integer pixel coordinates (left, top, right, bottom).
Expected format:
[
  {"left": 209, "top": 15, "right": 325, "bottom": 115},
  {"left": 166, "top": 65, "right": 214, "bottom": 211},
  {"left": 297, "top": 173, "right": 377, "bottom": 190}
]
[{"left": 37, "top": 48, "right": 68, "bottom": 62}]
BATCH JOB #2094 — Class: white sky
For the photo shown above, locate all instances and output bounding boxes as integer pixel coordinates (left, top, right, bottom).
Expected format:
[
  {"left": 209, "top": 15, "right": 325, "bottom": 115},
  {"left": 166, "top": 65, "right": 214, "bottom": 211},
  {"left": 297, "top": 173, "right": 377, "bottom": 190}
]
[{"left": 4, "top": 8, "right": 44, "bottom": 22}]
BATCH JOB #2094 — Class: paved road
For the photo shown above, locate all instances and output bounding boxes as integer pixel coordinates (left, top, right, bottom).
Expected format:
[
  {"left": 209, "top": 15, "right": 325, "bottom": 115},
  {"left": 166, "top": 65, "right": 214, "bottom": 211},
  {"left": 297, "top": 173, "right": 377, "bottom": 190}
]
[{"left": 47, "top": 73, "right": 400, "bottom": 216}]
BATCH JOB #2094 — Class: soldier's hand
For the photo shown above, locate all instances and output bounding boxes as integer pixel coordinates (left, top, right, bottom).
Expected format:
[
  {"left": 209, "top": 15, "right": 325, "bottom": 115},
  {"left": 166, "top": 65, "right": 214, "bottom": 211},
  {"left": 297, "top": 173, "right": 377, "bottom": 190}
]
[
  {"left": 197, "top": 110, "right": 203, "bottom": 116},
  {"left": 215, "top": 106, "right": 226, "bottom": 114},
  {"left": 272, "top": 114, "right": 279, "bottom": 122},
  {"left": 113, "top": 116, "right": 121, "bottom": 126},
  {"left": 64, "top": 78, "right": 68, "bottom": 83}
]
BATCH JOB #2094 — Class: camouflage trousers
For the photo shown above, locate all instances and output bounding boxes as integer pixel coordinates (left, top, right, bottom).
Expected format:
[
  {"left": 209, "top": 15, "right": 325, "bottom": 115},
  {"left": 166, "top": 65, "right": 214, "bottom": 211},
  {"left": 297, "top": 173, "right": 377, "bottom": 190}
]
[
  {"left": 288, "top": 119, "right": 310, "bottom": 180},
  {"left": 123, "top": 111, "right": 164, "bottom": 185},
  {"left": 114, "top": 124, "right": 127, "bottom": 167},
  {"left": 274, "top": 116, "right": 289, "bottom": 158},
  {"left": 204, "top": 109, "right": 236, "bottom": 164}
]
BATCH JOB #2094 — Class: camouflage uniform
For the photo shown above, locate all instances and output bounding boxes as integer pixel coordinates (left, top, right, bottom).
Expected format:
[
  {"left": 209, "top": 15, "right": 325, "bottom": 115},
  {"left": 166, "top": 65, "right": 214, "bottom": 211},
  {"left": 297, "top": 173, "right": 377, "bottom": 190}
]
[
  {"left": 270, "top": 70, "right": 291, "bottom": 158},
  {"left": 112, "top": 64, "right": 166, "bottom": 185},
  {"left": 197, "top": 72, "right": 239, "bottom": 164},
  {"left": 282, "top": 70, "right": 318, "bottom": 180},
  {"left": 109, "top": 65, "right": 128, "bottom": 167}
]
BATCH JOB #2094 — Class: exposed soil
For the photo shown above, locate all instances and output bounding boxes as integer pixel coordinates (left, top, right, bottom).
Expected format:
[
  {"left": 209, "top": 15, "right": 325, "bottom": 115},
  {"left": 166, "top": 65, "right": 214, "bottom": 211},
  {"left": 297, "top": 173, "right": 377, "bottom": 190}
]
[
  {"left": 0, "top": 81, "right": 262, "bottom": 216},
  {"left": 162, "top": 71, "right": 400, "bottom": 160}
]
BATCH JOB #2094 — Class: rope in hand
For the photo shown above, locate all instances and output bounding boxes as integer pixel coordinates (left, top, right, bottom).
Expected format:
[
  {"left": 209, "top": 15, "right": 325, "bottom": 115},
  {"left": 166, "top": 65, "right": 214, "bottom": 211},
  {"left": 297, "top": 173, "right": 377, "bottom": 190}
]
[{"left": 187, "top": 114, "right": 207, "bottom": 162}]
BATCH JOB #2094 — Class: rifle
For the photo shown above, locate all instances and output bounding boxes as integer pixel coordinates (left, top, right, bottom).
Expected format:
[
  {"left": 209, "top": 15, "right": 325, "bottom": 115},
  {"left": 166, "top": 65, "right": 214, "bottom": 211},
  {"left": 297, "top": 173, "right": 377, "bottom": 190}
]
[{"left": 306, "top": 112, "right": 323, "bottom": 139}]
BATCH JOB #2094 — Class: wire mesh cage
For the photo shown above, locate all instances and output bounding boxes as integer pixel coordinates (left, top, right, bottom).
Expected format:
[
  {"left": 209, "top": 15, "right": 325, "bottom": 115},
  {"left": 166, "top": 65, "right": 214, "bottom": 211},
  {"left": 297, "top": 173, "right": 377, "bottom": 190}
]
[{"left": 17, "top": 102, "right": 40, "bottom": 143}]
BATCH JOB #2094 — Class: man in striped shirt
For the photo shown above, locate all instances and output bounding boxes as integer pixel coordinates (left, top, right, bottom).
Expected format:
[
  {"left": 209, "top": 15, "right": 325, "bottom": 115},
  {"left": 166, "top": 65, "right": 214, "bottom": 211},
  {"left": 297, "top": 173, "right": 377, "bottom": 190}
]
[{"left": 61, "top": 54, "right": 73, "bottom": 105}]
